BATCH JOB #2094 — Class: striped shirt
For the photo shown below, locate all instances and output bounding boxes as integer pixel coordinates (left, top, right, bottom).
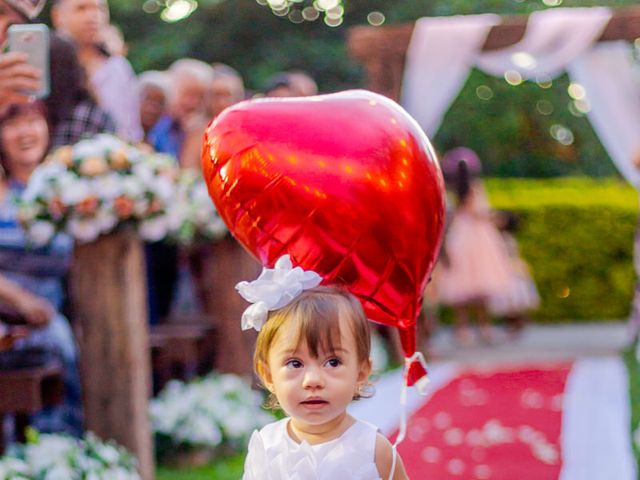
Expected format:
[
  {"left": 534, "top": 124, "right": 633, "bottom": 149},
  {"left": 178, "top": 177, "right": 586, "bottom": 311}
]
[{"left": 0, "top": 181, "right": 73, "bottom": 310}]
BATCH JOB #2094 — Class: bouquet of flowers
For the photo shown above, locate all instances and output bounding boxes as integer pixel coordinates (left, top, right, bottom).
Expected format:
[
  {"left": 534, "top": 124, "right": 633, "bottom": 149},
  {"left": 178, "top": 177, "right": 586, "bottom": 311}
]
[
  {"left": 170, "top": 169, "right": 228, "bottom": 246},
  {"left": 17, "top": 134, "right": 177, "bottom": 245},
  {"left": 0, "top": 430, "right": 140, "bottom": 479},
  {"left": 150, "top": 373, "right": 274, "bottom": 459}
]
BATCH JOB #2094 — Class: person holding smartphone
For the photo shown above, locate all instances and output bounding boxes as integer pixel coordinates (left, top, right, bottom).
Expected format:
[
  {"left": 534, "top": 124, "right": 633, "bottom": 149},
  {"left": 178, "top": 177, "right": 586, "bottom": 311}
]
[
  {"left": 0, "top": 0, "right": 46, "bottom": 349},
  {"left": 0, "top": 0, "right": 46, "bottom": 108}
]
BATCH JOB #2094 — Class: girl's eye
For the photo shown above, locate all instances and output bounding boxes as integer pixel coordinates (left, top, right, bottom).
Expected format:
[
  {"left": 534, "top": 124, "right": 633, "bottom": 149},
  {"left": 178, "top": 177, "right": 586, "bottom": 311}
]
[
  {"left": 286, "top": 359, "right": 303, "bottom": 369},
  {"left": 325, "top": 357, "right": 341, "bottom": 368}
]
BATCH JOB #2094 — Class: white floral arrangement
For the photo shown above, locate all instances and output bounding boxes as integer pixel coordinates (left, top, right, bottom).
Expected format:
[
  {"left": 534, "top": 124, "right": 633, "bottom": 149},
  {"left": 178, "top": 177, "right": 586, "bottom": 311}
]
[
  {"left": 16, "top": 134, "right": 227, "bottom": 246},
  {"left": 0, "top": 430, "right": 140, "bottom": 479},
  {"left": 170, "top": 169, "right": 228, "bottom": 246},
  {"left": 150, "top": 373, "right": 274, "bottom": 455}
]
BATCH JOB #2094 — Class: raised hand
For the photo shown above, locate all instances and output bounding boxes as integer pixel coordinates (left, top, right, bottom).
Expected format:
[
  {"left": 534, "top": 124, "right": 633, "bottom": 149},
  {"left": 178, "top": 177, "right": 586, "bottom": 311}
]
[{"left": 0, "top": 52, "right": 41, "bottom": 108}]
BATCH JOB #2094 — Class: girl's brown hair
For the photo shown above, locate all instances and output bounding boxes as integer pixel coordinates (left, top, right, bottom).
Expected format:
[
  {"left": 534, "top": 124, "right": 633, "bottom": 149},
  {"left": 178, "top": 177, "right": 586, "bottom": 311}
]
[{"left": 254, "top": 285, "right": 373, "bottom": 405}]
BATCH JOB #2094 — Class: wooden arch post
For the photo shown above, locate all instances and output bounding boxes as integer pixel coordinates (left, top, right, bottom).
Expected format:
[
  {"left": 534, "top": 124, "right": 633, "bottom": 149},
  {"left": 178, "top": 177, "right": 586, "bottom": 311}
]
[{"left": 346, "top": 6, "right": 640, "bottom": 103}]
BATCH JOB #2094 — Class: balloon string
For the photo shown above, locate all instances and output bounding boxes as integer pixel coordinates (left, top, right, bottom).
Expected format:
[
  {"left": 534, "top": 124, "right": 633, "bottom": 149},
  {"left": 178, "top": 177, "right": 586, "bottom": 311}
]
[{"left": 388, "top": 351, "right": 429, "bottom": 480}]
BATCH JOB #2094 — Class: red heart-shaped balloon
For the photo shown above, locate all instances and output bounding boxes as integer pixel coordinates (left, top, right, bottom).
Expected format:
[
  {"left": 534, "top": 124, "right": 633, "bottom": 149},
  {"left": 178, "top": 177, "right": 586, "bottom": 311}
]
[{"left": 202, "top": 90, "right": 445, "bottom": 385}]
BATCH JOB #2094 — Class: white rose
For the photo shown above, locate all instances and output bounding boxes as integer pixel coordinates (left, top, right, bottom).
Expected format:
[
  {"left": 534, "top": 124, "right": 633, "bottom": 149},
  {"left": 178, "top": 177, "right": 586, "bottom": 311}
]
[
  {"left": 28, "top": 221, "right": 56, "bottom": 246},
  {"left": 139, "top": 216, "right": 168, "bottom": 242},
  {"left": 60, "top": 178, "right": 92, "bottom": 205},
  {"left": 68, "top": 217, "right": 101, "bottom": 243},
  {"left": 94, "top": 173, "right": 122, "bottom": 200},
  {"left": 121, "top": 177, "right": 144, "bottom": 198}
]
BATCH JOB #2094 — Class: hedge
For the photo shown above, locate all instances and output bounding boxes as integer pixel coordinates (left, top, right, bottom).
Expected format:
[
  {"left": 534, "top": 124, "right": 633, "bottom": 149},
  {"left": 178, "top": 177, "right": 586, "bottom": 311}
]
[{"left": 482, "top": 177, "right": 637, "bottom": 321}]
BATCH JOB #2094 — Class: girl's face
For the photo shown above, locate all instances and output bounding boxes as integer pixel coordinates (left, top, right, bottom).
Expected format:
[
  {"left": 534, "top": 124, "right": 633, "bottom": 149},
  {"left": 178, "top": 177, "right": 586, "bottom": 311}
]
[
  {"left": 262, "top": 316, "right": 371, "bottom": 438},
  {"left": 0, "top": 110, "right": 49, "bottom": 174}
]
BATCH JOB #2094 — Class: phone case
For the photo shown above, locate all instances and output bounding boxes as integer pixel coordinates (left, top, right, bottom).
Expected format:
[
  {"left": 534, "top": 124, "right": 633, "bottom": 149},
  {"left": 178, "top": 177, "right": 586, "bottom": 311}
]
[{"left": 7, "top": 23, "right": 50, "bottom": 99}]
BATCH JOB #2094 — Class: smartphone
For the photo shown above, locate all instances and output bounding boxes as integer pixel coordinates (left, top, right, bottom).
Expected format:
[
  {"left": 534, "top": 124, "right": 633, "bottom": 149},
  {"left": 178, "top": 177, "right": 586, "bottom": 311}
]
[{"left": 7, "top": 23, "right": 50, "bottom": 99}]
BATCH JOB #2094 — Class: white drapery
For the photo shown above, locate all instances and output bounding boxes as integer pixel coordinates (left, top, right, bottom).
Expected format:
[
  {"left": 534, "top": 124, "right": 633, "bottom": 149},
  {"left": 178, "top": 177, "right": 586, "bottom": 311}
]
[{"left": 402, "top": 7, "right": 640, "bottom": 186}]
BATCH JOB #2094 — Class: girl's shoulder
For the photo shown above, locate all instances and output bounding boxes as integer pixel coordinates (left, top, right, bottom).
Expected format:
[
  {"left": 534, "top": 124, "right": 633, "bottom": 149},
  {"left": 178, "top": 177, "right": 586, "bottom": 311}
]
[{"left": 374, "top": 433, "right": 409, "bottom": 480}]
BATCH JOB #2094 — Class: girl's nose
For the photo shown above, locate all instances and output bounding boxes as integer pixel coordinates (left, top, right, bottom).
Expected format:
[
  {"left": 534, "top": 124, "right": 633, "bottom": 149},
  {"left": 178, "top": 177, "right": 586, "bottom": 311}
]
[{"left": 302, "top": 366, "right": 324, "bottom": 389}]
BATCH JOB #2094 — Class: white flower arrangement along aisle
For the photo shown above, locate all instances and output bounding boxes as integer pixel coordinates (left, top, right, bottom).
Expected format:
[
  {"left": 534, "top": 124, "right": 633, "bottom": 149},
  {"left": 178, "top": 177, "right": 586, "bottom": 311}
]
[
  {"left": 0, "top": 430, "right": 140, "bottom": 479},
  {"left": 150, "top": 373, "right": 275, "bottom": 458},
  {"left": 15, "top": 134, "right": 228, "bottom": 246}
]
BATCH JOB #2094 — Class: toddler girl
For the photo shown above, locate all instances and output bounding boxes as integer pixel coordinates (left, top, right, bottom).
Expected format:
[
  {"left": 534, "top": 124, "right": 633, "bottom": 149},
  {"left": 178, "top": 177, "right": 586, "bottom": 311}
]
[{"left": 238, "top": 255, "right": 408, "bottom": 480}]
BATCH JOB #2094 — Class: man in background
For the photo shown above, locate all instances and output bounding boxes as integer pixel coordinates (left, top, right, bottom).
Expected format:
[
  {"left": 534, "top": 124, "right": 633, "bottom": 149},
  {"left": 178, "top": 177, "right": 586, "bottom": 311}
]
[
  {"left": 0, "top": 0, "right": 45, "bottom": 108},
  {"left": 208, "top": 63, "right": 244, "bottom": 119},
  {"left": 51, "top": 0, "right": 142, "bottom": 142}
]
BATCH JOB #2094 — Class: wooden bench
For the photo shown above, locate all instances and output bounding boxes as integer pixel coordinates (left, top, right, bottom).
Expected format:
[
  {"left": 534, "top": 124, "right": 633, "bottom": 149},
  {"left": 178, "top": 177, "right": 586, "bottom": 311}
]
[
  {"left": 150, "top": 317, "right": 217, "bottom": 393},
  {"left": 0, "top": 361, "right": 64, "bottom": 453}
]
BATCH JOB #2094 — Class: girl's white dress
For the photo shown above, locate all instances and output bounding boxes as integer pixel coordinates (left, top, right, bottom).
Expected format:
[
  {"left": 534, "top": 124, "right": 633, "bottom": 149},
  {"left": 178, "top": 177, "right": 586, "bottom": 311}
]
[{"left": 242, "top": 418, "right": 382, "bottom": 480}]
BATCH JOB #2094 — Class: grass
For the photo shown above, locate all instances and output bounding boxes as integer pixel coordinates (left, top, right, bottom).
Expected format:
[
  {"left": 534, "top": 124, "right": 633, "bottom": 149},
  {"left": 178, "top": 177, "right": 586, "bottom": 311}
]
[
  {"left": 623, "top": 343, "right": 640, "bottom": 479},
  {"left": 156, "top": 453, "right": 245, "bottom": 480}
]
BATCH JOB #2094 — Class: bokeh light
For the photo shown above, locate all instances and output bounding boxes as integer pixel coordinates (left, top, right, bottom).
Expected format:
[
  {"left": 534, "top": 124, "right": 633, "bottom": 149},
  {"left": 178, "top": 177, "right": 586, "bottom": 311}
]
[
  {"left": 160, "top": 0, "right": 198, "bottom": 22},
  {"left": 476, "top": 85, "right": 493, "bottom": 100},
  {"left": 536, "top": 77, "right": 553, "bottom": 89},
  {"left": 573, "top": 99, "right": 591, "bottom": 114},
  {"left": 302, "top": 6, "right": 320, "bottom": 20},
  {"left": 542, "top": 0, "right": 563, "bottom": 5},
  {"left": 504, "top": 70, "right": 523, "bottom": 86},
  {"left": 567, "top": 82, "right": 586, "bottom": 100},
  {"left": 550, "top": 124, "right": 574, "bottom": 146},
  {"left": 257, "top": 0, "right": 344, "bottom": 25},
  {"left": 288, "top": 9, "right": 304, "bottom": 23},
  {"left": 536, "top": 100, "right": 553, "bottom": 115},
  {"left": 142, "top": 0, "right": 162, "bottom": 14},
  {"left": 324, "top": 15, "right": 343, "bottom": 27},
  {"left": 511, "top": 52, "right": 537, "bottom": 70},
  {"left": 367, "top": 11, "right": 386, "bottom": 26}
]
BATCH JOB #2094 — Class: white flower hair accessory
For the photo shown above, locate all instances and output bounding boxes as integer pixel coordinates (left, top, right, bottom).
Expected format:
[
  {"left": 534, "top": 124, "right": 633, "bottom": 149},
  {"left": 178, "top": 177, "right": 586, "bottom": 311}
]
[{"left": 235, "top": 254, "right": 323, "bottom": 332}]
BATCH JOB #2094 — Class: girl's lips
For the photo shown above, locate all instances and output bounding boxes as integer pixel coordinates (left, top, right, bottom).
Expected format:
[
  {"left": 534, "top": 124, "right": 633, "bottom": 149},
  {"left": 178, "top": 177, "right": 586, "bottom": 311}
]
[{"left": 300, "top": 399, "right": 328, "bottom": 409}]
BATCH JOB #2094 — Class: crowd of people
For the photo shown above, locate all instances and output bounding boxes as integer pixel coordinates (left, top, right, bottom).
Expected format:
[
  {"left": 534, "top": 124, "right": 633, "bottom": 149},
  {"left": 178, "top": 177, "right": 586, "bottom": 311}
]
[{"left": 0, "top": 0, "right": 320, "bottom": 439}]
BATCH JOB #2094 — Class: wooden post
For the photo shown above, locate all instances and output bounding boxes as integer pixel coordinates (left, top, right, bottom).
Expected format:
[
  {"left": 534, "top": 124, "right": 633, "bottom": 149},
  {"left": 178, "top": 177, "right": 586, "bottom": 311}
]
[
  {"left": 70, "top": 230, "right": 154, "bottom": 480},
  {"left": 192, "top": 236, "right": 260, "bottom": 377}
]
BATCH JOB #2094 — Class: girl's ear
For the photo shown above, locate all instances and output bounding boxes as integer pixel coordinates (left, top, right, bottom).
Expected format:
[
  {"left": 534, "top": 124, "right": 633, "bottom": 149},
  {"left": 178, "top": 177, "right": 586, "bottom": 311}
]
[
  {"left": 358, "top": 358, "right": 373, "bottom": 384},
  {"left": 257, "top": 361, "right": 274, "bottom": 392}
]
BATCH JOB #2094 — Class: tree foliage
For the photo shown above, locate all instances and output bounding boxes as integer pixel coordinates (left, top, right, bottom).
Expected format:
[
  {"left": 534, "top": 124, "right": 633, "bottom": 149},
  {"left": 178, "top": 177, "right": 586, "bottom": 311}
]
[{"left": 108, "top": 0, "right": 640, "bottom": 177}]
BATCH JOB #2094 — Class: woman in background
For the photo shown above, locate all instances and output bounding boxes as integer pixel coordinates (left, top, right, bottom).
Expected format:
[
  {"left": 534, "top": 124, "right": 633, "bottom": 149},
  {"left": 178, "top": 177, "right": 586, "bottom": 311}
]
[
  {"left": 46, "top": 34, "right": 115, "bottom": 147},
  {"left": 0, "top": 102, "right": 82, "bottom": 435}
]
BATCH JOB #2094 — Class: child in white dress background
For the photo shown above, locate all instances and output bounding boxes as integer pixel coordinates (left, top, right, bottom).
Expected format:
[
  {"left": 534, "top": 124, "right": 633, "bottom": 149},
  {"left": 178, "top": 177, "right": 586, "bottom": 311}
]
[{"left": 237, "top": 255, "right": 408, "bottom": 480}]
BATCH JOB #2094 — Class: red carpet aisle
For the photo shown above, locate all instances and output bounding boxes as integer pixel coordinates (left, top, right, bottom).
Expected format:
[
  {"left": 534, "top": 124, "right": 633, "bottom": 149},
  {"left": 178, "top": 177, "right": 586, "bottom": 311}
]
[
  {"left": 394, "top": 365, "right": 570, "bottom": 479},
  {"left": 349, "top": 357, "right": 636, "bottom": 480}
]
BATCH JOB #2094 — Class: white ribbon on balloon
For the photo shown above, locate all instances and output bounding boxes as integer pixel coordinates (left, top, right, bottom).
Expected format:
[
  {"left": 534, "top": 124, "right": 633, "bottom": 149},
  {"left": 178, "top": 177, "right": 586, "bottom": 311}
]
[{"left": 387, "top": 351, "right": 430, "bottom": 480}]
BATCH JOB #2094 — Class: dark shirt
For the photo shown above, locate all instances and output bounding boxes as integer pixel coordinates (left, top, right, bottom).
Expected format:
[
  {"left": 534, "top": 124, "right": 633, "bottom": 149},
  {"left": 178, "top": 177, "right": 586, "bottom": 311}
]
[{"left": 51, "top": 100, "right": 117, "bottom": 147}]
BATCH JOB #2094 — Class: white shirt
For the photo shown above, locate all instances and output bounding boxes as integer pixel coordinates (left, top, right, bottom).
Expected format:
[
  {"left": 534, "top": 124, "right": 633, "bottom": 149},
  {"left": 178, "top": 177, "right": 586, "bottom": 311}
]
[
  {"left": 91, "top": 55, "right": 143, "bottom": 143},
  {"left": 243, "top": 417, "right": 382, "bottom": 480}
]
